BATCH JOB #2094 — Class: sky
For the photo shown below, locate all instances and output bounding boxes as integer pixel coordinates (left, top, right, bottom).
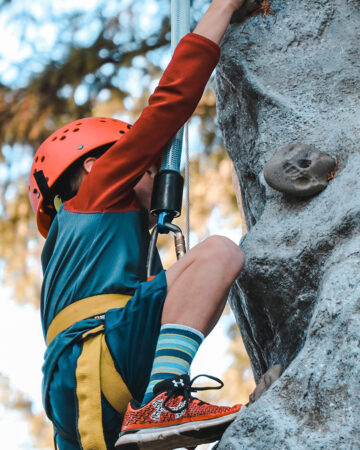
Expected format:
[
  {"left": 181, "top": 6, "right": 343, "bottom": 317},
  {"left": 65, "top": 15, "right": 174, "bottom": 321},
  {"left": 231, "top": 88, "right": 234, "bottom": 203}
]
[{"left": 0, "top": 0, "right": 245, "bottom": 448}]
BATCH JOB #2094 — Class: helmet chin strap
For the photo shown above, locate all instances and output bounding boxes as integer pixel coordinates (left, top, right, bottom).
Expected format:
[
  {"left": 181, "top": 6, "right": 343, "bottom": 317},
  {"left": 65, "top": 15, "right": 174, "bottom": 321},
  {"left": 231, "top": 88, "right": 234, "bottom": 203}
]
[{"left": 33, "top": 170, "right": 58, "bottom": 217}]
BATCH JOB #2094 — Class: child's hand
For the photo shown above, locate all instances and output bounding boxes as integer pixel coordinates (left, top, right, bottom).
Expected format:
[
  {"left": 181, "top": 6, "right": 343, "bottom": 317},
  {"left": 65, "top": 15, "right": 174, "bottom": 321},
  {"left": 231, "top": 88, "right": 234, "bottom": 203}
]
[{"left": 194, "top": 0, "right": 247, "bottom": 44}]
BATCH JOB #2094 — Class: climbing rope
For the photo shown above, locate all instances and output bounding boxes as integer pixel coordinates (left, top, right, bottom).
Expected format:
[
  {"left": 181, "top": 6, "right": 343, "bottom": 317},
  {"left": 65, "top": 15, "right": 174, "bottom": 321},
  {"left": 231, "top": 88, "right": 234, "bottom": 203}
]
[
  {"left": 172, "top": 0, "right": 191, "bottom": 252},
  {"left": 184, "top": 122, "right": 190, "bottom": 251},
  {"left": 146, "top": 0, "right": 191, "bottom": 277},
  {"left": 161, "top": 0, "right": 190, "bottom": 173}
]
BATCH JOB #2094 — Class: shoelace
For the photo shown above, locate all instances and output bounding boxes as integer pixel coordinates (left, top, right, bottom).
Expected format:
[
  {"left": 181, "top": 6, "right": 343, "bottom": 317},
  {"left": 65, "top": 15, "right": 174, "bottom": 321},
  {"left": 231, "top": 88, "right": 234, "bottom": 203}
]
[{"left": 163, "top": 374, "right": 224, "bottom": 413}]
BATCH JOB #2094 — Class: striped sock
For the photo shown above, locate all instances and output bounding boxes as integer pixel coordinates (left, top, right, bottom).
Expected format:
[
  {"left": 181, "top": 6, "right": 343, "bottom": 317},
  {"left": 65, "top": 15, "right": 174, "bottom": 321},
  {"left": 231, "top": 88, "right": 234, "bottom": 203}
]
[{"left": 141, "top": 324, "right": 204, "bottom": 406}]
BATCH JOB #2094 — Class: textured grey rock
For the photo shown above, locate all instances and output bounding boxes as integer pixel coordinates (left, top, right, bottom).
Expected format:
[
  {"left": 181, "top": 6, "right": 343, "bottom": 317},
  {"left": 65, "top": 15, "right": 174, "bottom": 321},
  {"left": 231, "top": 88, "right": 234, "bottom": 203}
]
[{"left": 215, "top": 0, "right": 360, "bottom": 447}]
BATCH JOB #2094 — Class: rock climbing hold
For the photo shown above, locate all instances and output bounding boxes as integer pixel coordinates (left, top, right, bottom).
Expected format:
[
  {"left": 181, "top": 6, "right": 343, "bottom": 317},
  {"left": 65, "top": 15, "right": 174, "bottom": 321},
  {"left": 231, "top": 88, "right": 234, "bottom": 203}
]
[{"left": 264, "top": 143, "right": 337, "bottom": 197}]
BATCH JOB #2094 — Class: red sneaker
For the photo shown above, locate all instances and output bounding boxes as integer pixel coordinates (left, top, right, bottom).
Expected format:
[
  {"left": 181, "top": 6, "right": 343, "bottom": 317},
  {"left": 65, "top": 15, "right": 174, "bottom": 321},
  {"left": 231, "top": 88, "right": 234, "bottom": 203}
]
[{"left": 115, "top": 374, "right": 241, "bottom": 449}]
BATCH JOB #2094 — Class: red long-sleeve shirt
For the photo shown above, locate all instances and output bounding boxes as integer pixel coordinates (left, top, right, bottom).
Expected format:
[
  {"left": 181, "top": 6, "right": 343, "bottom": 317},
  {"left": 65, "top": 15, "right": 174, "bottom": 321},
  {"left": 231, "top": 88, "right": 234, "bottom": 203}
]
[{"left": 67, "top": 32, "right": 220, "bottom": 214}]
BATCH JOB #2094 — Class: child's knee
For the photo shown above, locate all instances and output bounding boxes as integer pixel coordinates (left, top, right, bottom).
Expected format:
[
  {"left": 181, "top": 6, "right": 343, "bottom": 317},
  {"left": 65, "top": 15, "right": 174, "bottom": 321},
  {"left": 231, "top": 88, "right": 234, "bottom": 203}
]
[{"left": 203, "top": 235, "right": 245, "bottom": 275}]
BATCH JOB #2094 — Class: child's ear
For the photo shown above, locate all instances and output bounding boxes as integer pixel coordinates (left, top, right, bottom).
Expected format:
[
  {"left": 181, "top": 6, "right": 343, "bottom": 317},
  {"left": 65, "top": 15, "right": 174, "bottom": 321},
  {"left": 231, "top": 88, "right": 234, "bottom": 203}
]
[{"left": 83, "top": 157, "right": 97, "bottom": 174}]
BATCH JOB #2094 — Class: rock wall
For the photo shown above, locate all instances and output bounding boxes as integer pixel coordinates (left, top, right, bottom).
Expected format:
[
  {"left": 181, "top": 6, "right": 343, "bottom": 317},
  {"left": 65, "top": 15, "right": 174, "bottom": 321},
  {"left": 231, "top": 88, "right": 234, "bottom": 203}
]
[{"left": 215, "top": 0, "right": 360, "bottom": 447}]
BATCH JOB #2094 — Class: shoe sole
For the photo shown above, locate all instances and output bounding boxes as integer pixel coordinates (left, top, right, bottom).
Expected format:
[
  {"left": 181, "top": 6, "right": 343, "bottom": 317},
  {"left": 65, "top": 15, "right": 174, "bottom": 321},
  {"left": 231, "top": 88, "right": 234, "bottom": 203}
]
[{"left": 115, "top": 411, "right": 238, "bottom": 449}]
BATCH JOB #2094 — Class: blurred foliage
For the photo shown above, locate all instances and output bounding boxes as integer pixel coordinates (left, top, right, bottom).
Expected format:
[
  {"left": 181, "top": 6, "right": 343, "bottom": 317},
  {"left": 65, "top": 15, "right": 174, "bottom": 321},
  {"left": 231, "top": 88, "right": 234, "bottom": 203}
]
[
  {"left": 0, "top": 186, "right": 41, "bottom": 307},
  {"left": 199, "top": 319, "right": 256, "bottom": 407},
  {"left": 0, "top": 0, "right": 254, "bottom": 445},
  {"left": 216, "top": 321, "right": 256, "bottom": 404},
  {"left": 0, "top": 1, "right": 171, "bottom": 150}
]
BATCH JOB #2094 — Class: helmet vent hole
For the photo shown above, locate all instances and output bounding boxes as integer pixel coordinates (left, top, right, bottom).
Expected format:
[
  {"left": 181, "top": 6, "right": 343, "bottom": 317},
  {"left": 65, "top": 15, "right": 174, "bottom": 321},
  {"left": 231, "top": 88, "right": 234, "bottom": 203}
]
[
  {"left": 100, "top": 119, "right": 106, "bottom": 123},
  {"left": 33, "top": 188, "right": 38, "bottom": 194},
  {"left": 60, "top": 136, "right": 66, "bottom": 141},
  {"left": 127, "top": 124, "right": 132, "bottom": 129},
  {"left": 76, "top": 122, "right": 82, "bottom": 126},
  {"left": 119, "top": 130, "right": 125, "bottom": 134},
  {"left": 35, "top": 156, "right": 39, "bottom": 162},
  {"left": 41, "top": 156, "right": 45, "bottom": 162},
  {"left": 73, "top": 128, "right": 80, "bottom": 132},
  {"left": 52, "top": 137, "right": 57, "bottom": 141},
  {"left": 64, "top": 129, "right": 69, "bottom": 133}
]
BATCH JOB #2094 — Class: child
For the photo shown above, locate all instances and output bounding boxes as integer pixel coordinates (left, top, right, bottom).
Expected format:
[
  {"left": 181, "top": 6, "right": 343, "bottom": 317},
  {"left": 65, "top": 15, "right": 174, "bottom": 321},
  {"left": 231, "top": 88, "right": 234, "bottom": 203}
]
[{"left": 29, "top": 0, "right": 246, "bottom": 448}]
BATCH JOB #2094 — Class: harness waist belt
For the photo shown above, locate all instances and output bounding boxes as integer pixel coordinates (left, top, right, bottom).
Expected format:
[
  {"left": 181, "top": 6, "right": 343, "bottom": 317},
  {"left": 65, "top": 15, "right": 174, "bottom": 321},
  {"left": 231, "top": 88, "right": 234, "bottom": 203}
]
[{"left": 46, "top": 293, "right": 132, "bottom": 346}]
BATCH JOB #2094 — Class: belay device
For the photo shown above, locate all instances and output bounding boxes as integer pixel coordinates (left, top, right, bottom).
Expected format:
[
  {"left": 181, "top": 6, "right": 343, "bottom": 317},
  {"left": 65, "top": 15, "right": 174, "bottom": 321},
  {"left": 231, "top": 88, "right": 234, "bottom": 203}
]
[{"left": 146, "top": 0, "right": 191, "bottom": 279}]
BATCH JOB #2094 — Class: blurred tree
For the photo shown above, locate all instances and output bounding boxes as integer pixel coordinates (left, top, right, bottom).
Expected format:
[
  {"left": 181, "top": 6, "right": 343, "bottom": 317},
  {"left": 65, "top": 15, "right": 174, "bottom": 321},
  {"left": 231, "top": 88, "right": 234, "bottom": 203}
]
[{"left": 209, "top": 321, "right": 256, "bottom": 405}]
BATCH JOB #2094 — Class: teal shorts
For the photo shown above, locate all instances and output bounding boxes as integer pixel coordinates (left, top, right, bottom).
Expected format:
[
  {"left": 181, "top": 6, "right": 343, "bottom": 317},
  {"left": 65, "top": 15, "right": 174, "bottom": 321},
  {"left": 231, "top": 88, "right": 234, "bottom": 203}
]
[{"left": 50, "top": 270, "right": 167, "bottom": 449}]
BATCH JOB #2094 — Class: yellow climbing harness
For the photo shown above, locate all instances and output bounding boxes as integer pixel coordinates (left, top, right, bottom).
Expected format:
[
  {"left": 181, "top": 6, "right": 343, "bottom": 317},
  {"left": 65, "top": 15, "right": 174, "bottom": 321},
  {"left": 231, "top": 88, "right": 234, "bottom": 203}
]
[{"left": 46, "top": 294, "right": 133, "bottom": 449}]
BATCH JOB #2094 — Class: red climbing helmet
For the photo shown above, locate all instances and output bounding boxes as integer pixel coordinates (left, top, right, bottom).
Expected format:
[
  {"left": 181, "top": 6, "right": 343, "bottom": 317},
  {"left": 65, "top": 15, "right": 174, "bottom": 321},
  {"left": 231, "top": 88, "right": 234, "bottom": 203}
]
[{"left": 29, "top": 117, "right": 131, "bottom": 237}]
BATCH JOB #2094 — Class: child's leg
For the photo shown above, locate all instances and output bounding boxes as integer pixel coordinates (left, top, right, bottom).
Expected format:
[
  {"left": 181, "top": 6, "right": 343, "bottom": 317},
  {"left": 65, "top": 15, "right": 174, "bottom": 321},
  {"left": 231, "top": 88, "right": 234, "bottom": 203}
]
[
  {"left": 118, "top": 236, "right": 245, "bottom": 448},
  {"left": 141, "top": 235, "right": 245, "bottom": 404},
  {"left": 163, "top": 235, "right": 245, "bottom": 335}
]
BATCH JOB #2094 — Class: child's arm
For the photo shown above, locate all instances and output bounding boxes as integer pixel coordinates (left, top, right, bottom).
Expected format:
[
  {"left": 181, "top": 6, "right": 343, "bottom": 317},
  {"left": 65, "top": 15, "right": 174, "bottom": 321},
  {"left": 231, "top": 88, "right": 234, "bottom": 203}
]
[
  {"left": 69, "top": 1, "right": 243, "bottom": 213},
  {"left": 193, "top": 0, "right": 245, "bottom": 44}
]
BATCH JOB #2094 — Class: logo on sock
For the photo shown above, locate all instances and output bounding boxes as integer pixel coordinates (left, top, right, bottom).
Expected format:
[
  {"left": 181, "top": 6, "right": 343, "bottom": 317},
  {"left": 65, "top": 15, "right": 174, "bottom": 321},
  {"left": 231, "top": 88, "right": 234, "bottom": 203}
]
[{"left": 151, "top": 398, "right": 186, "bottom": 422}]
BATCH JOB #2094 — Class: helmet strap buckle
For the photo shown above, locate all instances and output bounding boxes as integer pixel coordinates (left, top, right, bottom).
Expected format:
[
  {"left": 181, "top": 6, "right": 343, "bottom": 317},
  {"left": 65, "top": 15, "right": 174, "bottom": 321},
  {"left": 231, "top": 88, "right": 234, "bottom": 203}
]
[{"left": 53, "top": 195, "right": 63, "bottom": 212}]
